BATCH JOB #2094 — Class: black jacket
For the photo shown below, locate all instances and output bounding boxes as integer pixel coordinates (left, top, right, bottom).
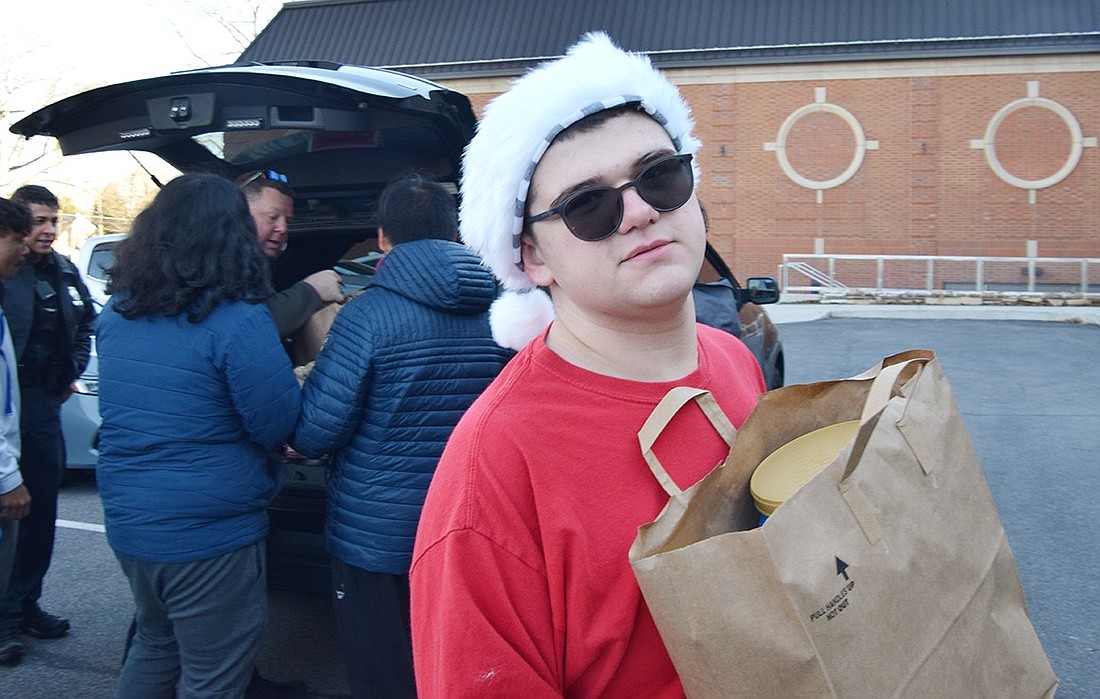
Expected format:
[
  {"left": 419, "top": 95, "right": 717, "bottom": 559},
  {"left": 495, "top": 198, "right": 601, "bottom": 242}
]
[
  {"left": 267, "top": 280, "right": 323, "bottom": 337},
  {"left": 2, "top": 250, "right": 96, "bottom": 395}
]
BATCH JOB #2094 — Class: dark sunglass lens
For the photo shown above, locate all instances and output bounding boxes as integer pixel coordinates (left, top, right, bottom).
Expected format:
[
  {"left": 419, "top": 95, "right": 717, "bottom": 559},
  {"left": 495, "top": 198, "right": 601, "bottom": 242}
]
[
  {"left": 563, "top": 188, "right": 622, "bottom": 241},
  {"left": 637, "top": 157, "right": 693, "bottom": 211}
]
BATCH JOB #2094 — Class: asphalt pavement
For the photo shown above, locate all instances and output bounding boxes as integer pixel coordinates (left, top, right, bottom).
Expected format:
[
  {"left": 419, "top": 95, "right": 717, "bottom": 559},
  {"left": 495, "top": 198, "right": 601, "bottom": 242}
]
[
  {"left": 1, "top": 301, "right": 1096, "bottom": 697},
  {"left": 773, "top": 309, "right": 1100, "bottom": 698},
  {"left": 1, "top": 477, "right": 349, "bottom": 698}
]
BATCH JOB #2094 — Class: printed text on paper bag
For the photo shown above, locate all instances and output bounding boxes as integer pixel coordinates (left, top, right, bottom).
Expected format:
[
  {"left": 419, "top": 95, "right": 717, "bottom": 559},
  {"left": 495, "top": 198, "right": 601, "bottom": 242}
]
[{"left": 809, "top": 557, "right": 855, "bottom": 622}]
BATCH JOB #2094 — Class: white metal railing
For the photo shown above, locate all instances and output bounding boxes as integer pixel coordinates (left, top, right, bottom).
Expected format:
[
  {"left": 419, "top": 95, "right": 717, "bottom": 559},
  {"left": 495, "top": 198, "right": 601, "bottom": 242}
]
[
  {"left": 784, "top": 261, "right": 849, "bottom": 290},
  {"left": 779, "top": 253, "right": 1100, "bottom": 297}
]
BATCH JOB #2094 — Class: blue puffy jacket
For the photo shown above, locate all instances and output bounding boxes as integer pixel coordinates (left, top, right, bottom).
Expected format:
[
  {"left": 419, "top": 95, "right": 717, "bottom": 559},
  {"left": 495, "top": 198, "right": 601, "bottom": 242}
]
[
  {"left": 96, "top": 300, "right": 301, "bottom": 563},
  {"left": 293, "top": 238, "right": 514, "bottom": 574}
]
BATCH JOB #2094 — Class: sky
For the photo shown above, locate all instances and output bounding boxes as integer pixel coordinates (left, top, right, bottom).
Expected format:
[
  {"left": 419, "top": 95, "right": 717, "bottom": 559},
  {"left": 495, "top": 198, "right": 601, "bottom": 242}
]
[
  {"left": 1, "top": 0, "right": 283, "bottom": 213},
  {"left": 8, "top": 3, "right": 238, "bottom": 89}
]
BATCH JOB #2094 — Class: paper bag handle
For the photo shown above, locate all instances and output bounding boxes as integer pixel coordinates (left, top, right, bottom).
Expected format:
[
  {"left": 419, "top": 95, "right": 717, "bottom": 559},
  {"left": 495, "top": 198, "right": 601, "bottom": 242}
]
[
  {"left": 638, "top": 386, "right": 737, "bottom": 497},
  {"left": 840, "top": 353, "right": 932, "bottom": 544},
  {"left": 857, "top": 358, "right": 921, "bottom": 425}
]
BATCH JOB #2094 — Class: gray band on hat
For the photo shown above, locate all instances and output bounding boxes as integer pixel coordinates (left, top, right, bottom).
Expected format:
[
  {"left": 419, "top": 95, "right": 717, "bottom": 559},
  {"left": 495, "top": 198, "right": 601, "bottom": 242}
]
[{"left": 509, "top": 95, "right": 683, "bottom": 273}]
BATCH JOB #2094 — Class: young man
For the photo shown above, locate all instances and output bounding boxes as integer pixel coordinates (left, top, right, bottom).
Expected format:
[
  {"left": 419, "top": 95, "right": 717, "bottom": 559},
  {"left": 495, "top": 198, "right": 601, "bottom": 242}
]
[
  {"left": 293, "top": 174, "right": 514, "bottom": 697},
  {"left": 0, "top": 198, "right": 31, "bottom": 665},
  {"left": 409, "top": 33, "right": 766, "bottom": 697},
  {"left": 0, "top": 185, "right": 94, "bottom": 654},
  {"left": 236, "top": 170, "right": 343, "bottom": 336}
]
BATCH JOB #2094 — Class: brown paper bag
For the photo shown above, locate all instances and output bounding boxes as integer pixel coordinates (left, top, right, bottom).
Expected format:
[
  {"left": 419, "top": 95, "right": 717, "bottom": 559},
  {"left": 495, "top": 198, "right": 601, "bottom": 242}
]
[
  {"left": 286, "top": 297, "right": 350, "bottom": 367},
  {"left": 629, "top": 349, "right": 1058, "bottom": 698}
]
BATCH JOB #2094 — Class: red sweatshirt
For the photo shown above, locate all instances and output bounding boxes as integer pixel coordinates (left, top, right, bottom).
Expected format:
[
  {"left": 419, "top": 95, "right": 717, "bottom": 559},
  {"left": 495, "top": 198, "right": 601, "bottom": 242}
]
[{"left": 411, "top": 324, "right": 765, "bottom": 697}]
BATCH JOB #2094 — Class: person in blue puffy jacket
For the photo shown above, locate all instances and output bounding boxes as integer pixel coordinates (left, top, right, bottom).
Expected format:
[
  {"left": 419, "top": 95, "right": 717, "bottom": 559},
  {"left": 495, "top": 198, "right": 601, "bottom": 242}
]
[
  {"left": 293, "top": 173, "right": 514, "bottom": 698},
  {"left": 95, "top": 173, "right": 301, "bottom": 698}
]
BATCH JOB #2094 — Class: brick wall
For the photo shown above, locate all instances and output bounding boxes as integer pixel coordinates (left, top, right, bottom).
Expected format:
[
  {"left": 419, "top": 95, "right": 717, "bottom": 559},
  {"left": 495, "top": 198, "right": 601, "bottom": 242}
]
[{"left": 449, "top": 56, "right": 1100, "bottom": 285}]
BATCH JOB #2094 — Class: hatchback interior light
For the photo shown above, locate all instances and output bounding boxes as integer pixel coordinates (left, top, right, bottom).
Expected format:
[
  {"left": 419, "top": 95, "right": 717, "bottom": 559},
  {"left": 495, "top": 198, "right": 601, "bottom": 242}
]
[
  {"left": 226, "top": 118, "right": 265, "bottom": 129},
  {"left": 119, "top": 127, "right": 152, "bottom": 140}
]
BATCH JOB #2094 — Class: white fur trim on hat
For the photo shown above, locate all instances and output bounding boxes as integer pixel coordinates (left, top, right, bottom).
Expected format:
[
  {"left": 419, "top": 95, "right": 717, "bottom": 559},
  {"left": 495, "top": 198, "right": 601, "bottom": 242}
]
[
  {"left": 459, "top": 31, "right": 701, "bottom": 350},
  {"left": 490, "top": 288, "right": 556, "bottom": 352}
]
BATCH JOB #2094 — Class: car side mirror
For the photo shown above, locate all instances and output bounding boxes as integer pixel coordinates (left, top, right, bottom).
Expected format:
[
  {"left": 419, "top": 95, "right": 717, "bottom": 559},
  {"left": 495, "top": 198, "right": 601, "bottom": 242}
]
[{"left": 743, "top": 277, "right": 780, "bottom": 305}]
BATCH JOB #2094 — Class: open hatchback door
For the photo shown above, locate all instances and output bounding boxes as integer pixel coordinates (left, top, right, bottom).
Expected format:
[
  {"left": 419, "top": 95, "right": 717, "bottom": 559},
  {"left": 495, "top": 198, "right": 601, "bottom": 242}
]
[{"left": 11, "top": 61, "right": 477, "bottom": 290}]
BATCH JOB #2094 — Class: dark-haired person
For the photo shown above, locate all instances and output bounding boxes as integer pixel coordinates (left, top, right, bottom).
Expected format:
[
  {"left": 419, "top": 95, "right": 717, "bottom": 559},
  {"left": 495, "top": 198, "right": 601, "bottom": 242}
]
[
  {"left": 236, "top": 170, "right": 343, "bottom": 336},
  {"left": 0, "top": 185, "right": 94, "bottom": 654},
  {"left": 293, "top": 174, "right": 514, "bottom": 697},
  {"left": 409, "top": 34, "right": 766, "bottom": 696},
  {"left": 0, "top": 198, "right": 31, "bottom": 665},
  {"left": 96, "top": 173, "right": 301, "bottom": 697}
]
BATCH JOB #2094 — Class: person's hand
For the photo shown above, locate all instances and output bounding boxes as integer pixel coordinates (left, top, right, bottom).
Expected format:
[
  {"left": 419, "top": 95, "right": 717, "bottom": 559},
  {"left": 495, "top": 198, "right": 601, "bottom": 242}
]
[
  {"left": 0, "top": 484, "right": 31, "bottom": 520},
  {"left": 304, "top": 270, "right": 344, "bottom": 303}
]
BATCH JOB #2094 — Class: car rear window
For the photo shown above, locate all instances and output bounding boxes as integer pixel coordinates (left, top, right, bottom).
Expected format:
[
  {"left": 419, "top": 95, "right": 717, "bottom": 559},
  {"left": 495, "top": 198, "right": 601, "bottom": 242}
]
[{"left": 87, "top": 245, "right": 117, "bottom": 282}]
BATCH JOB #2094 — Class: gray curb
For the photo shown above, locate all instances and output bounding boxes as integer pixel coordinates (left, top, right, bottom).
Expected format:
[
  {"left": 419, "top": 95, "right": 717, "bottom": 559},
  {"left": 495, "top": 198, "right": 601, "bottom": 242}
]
[{"left": 767, "top": 302, "right": 1100, "bottom": 326}]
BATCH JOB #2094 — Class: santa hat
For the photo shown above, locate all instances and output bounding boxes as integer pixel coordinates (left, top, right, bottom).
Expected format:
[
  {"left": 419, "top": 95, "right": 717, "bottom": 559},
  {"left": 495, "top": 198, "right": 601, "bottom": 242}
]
[{"left": 459, "top": 31, "right": 701, "bottom": 351}]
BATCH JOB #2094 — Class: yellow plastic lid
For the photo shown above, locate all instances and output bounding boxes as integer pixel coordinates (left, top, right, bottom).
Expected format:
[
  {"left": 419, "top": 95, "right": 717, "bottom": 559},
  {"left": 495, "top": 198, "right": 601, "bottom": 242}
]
[{"left": 750, "top": 420, "right": 861, "bottom": 516}]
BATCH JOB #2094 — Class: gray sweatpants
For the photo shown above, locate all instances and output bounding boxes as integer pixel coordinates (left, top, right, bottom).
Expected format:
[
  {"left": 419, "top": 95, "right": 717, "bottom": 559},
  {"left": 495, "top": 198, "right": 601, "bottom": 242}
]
[{"left": 114, "top": 540, "right": 267, "bottom": 699}]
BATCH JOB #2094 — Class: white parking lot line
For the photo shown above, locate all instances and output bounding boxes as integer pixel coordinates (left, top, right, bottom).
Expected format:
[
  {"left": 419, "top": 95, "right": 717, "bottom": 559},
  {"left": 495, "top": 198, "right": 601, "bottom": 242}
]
[{"left": 56, "top": 518, "right": 106, "bottom": 533}]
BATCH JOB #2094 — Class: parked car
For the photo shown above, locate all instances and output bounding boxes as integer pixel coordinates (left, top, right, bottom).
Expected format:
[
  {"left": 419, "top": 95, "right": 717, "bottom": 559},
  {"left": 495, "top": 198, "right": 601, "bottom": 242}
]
[
  {"left": 59, "top": 349, "right": 100, "bottom": 472},
  {"left": 694, "top": 242, "right": 784, "bottom": 390},
  {"left": 14, "top": 61, "right": 478, "bottom": 592},
  {"left": 73, "top": 232, "right": 126, "bottom": 307},
  {"left": 56, "top": 234, "right": 124, "bottom": 472},
  {"left": 13, "top": 60, "right": 782, "bottom": 593}
]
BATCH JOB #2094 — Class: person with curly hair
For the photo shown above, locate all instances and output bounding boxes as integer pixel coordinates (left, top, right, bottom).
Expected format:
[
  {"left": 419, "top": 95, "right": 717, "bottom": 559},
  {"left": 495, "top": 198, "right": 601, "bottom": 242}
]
[{"left": 96, "top": 173, "right": 301, "bottom": 697}]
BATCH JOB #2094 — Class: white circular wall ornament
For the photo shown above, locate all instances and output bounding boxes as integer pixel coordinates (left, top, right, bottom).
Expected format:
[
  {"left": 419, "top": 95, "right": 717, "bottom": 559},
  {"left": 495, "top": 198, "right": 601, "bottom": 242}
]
[
  {"left": 969, "top": 82, "right": 1097, "bottom": 204},
  {"left": 981, "top": 97, "right": 1083, "bottom": 190},
  {"left": 765, "top": 88, "right": 879, "bottom": 203}
]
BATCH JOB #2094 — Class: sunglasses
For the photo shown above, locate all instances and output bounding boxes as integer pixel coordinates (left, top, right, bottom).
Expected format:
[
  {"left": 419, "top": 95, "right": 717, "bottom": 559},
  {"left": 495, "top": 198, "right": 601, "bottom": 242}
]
[
  {"left": 526, "top": 153, "right": 694, "bottom": 242},
  {"left": 240, "top": 169, "right": 289, "bottom": 188}
]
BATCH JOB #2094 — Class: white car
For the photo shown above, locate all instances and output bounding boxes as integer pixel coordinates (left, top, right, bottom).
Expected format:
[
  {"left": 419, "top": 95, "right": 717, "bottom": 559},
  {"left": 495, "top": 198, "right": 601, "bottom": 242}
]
[
  {"left": 74, "top": 232, "right": 126, "bottom": 307},
  {"left": 59, "top": 234, "right": 124, "bottom": 472}
]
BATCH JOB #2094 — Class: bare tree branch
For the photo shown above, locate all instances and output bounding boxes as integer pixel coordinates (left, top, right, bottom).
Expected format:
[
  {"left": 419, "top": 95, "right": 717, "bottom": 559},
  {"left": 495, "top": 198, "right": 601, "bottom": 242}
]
[{"left": 169, "top": 0, "right": 283, "bottom": 66}]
